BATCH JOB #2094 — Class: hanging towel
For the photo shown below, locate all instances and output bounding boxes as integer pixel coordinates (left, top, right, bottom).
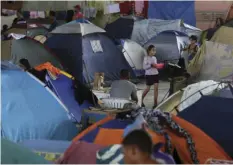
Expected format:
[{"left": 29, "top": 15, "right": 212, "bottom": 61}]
[{"left": 135, "top": 1, "right": 144, "bottom": 14}]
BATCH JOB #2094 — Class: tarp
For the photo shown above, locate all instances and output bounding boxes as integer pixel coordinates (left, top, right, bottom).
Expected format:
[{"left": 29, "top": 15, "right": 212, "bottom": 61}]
[
  {"left": 132, "top": 19, "right": 182, "bottom": 45},
  {"left": 72, "top": 117, "right": 231, "bottom": 164},
  {"left": 1, "top": 37, "right": 62, "bottom": 69},
  {"left": 2, "top": 64, "right": 79, "bottom": 142},
  {"left": 45, "top": 32, "right": 136, "bottom": 83},
  {"left": 195, "top": 41, "right": 233, "bottom": 81},
  {"left": 45, "top": 74, "right": 93, "bottom": 122},
  {"left": 1, "top": 139, "right": 49, "bottom": 164},
  {"left": 178, "top": 96, "right": 233, "bottom": 158},
  {"left": 105, "top": 18, "right": 201, "bottom": 45},
  {"left": 148, "top": 1, "right": 196, "bottom": 26}
]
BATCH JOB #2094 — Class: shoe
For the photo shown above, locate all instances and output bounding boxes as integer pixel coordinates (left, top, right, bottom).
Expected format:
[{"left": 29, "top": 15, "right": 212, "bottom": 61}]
[
  {"left": 152, "top": 104, "right": 157, "bottom": 109},
  {"left": 141, "top": 102, "right": 145, "bottom": 107}
]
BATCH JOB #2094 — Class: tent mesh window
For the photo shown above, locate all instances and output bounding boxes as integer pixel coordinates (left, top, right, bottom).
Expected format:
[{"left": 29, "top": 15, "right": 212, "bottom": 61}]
[{"left": 90, "top": 40, "right": 103, "bottom": 53}]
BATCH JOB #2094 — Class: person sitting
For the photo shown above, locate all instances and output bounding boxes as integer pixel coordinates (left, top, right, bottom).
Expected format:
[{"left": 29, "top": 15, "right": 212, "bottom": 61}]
[
  {"left": 110, "top": 69, "right": 138, "bottom": 103},
  {"left": 122, "top": 129, "right": 158, "bottom": 164},
  {"left": 19, "top": 59, "right": 47, "bottom": 83}
]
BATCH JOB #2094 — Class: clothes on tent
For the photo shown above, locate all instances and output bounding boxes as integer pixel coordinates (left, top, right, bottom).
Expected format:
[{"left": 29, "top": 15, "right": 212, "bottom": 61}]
[
  {"left": 35, "top": 62, "right": 61, "bottom": 76},
  {"left": 1, "top": 139, "right": 49, "bottom": 164},
  {"left": 131, "top": 108, "right": 199, "bottom": 163}
]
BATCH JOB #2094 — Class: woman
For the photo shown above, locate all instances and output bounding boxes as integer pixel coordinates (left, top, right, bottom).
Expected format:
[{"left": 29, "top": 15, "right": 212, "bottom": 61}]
[{"left": 142, "top": 45, "right": 163, "bottom": 109}]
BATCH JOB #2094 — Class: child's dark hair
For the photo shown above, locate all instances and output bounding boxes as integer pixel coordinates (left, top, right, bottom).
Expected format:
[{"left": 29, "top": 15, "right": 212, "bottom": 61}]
[
  {"left": 147, "top": 45, "right": 155, "bottom": 54},
  {"left": 189, "top": 35, "right": 197, "bottom": 42},
  {"left": 122, "top": 129, "right": 153, "bottom": 154}
]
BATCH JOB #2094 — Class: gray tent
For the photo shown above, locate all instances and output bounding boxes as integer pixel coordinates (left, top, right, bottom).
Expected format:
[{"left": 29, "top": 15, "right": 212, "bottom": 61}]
[
  {"left": 143, "top": 30, "right": 189, "bottom": 64},
  {"left": 1, "top": 37, "right": 62, "bottom": 69}
]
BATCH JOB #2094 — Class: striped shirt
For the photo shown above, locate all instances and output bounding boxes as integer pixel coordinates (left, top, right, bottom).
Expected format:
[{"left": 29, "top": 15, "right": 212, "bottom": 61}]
[{"left": 143, "top": 56, "right": 158, "bottom": 75}]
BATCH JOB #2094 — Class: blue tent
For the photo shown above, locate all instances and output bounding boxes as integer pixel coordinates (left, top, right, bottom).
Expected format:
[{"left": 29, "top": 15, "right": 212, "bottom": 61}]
[
  {"left": 45, "top": 23, "right": 136, "bottom": 83},
  {"left": 1, "top": 62, "right": 79, "bottom": 142},
  {"left": 178, "top": 96, "right": 233, "bottom": 158},
  {"left": 46, "top": 74, "right": 93, "bottom": 122}
]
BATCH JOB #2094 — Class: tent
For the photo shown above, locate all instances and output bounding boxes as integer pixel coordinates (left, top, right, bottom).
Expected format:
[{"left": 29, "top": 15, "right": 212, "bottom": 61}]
[
  {"left": 210, "top": 26, "right": 233, "bottom": 45},
  {"left": 105, "top": 18, "right": 201, "bottom": 45},
  {"left": 121, "top": 39, "right": 147, "bottom": 76},
  {"left": 45, "top": 74, "right": 93, "bottom": 122},
  {"left": 178, "top": 96, "right": 233, "bottom": 158},
  {"left": 1, "top": 62, "right": 79, "bottom": 142},
  {"left": 1, "top": 139, "right": 49, "bottom": 164},
  {"left": 18, "top": 139, "right": 71, "bottom": 162},
  {"left": 188, "top": 41, "right": 233, "bottom": 81},
  {"left": 104, "top": 17, "right": 139, "bottom": 40},
  {"left": 1, "top": 37, "right": 62, "bottom": 69},
  {"left": 69, "top": 116, "right": 231, "bottom": 164},
  {"left": 156, "top": 81, "right": 231, "bottom": 113},
  {"left": 143, "top": 30, "right": 189, "bottom": 64},
  {"left": 45, "top": 23, "right": 136, "bottom": 83},
  {"left": 201, "top": 19, "right": 233, "bottom": 44}
]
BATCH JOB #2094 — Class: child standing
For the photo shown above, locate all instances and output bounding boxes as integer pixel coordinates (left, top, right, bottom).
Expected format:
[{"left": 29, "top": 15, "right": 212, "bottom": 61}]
[{"left": 142, "top": 45, "right": 163, "bottom": 109}]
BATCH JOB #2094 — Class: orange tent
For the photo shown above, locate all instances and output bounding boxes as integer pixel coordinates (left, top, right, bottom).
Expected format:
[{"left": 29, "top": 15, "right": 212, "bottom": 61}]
[{"left": 72, "top": 116, "right": 231, "bottom": 164}]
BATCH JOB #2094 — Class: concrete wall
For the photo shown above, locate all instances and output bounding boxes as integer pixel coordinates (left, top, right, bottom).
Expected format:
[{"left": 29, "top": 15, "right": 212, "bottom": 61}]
[{"left": 195, "top": 1, "right": 232, "bottom": 30}]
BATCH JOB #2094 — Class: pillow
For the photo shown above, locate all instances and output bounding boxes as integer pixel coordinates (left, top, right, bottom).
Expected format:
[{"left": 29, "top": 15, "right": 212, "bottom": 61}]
[{"left": 96, "top": 144, "right": 124, "bottom": 164}]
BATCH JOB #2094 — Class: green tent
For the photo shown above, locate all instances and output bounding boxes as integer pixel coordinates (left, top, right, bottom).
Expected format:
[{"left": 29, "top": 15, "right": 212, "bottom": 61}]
[{"left": 1, "top": 139, "right": 49, "bottom": 164}]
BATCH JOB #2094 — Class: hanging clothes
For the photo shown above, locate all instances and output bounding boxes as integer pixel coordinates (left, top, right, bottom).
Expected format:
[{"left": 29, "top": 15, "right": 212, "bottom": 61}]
[
  {"left": 135, "top": 1, "right": 148, "bottom": 18},
  {"left": 119, "top": 1, "right": 134, "bottom": 15},
  {"left": 135, "top": 1, "right": 144, "bottom": 14}
]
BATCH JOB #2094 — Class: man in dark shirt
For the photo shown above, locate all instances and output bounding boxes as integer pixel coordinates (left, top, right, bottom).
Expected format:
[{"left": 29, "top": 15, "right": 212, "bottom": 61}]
[{"left": 19, "top": 59, "right": 47, "bottom": 83}]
